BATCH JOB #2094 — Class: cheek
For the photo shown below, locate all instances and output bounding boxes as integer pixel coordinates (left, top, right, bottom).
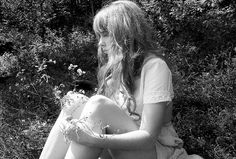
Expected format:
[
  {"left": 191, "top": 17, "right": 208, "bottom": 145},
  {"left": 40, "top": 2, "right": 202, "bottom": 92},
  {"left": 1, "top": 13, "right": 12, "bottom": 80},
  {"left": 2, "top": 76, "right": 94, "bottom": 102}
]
[
  {"left": 104, "top": 39, "right": 112, "bottom": 46},
  {"left": 106, "top": 36, "right": 114, "bottom": 46},
  {"left": 107, "top": 43, "right": 113, "bottom": 49}
]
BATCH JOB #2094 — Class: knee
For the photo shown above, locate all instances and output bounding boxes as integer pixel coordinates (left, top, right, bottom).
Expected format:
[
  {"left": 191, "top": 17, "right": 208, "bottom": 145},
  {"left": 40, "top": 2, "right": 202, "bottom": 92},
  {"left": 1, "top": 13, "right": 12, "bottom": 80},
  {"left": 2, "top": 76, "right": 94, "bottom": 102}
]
[
  {"left": 88, "top": 95, "right": 109, "bottom": 107},
  {"left": 84, "top": 95, "right": 110, "bottom": 114}
]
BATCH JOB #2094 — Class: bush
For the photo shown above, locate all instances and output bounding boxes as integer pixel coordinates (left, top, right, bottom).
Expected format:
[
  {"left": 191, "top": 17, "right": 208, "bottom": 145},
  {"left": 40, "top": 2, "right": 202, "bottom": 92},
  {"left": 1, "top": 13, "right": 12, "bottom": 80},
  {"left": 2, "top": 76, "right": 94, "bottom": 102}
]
[
  {"left": 0, "top": 26, "right": 97, "bottom": 158},
  {"left": 173, "top": 63, "right": 236, "bottom": 159}
]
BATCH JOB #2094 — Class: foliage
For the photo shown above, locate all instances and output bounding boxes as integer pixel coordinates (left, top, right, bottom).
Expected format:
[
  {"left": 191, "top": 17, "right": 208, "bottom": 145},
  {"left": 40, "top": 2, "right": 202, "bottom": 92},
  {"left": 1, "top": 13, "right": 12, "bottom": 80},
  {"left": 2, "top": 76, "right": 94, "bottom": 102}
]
[
  {"left": 143, "top": 0, "right": 236, "bottom": 74},
  {"left": 173, "top": 64, "right": 236, "bottom": 158},
  {"left": 0, "top": 0, "right": 235, "bottom": 159}
]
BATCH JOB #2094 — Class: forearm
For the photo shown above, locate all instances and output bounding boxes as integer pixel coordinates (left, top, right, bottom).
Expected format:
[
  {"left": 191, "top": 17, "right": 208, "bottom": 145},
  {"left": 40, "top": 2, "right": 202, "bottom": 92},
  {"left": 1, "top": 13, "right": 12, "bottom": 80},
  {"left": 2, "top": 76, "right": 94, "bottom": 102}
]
[{"left": 91, "top": 130, "right": 156, "bottom": 150}]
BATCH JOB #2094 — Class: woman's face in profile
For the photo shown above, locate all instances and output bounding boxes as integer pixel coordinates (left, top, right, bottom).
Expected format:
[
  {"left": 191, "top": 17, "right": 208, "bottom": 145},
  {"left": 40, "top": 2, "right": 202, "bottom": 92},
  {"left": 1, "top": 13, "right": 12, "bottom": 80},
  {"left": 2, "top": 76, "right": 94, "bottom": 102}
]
[{"left": 98, "top": 32, "right": 113, "bottom": 55}]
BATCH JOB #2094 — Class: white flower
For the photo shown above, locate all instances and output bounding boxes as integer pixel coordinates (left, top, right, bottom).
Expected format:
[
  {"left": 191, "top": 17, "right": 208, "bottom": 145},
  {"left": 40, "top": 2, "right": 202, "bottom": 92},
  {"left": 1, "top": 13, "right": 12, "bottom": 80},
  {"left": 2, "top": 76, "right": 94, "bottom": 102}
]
[
  {"left": 77, "top": 68, "right": 83, "bottom": 76},
  {"left": 68, "top": 64, "right": 73, "bottom": 70},
  {"left": 62, "top": 91, "right": 89, "bottom": 115}
]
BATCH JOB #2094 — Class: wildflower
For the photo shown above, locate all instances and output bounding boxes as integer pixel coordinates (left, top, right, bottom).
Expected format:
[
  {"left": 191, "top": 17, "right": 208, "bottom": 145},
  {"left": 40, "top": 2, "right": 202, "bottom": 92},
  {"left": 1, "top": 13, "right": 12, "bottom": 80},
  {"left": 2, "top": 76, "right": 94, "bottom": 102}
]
[
  {"left": 68, "top": 64, "right": 73, "bottom": 70},
  {"left": 61, "top": 91, "right": 89, "bottom": 115},
  {"left": 78, "top": 89, "right": 85, "bottom": 94},
  {"left": 77, "top": 68, "right": 83, "bottom": 76},
  {"left": 68, "top": 64, "right": 78, "bottom": 70}
]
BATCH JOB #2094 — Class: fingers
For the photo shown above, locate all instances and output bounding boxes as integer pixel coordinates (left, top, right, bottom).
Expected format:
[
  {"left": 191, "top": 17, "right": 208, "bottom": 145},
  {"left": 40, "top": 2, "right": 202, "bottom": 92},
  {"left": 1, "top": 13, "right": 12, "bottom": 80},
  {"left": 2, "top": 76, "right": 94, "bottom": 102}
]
[
  {"left": 65, "top": 126, "right": 78, "bottom": 141},
  {"left": 59, "top": 116, "right": 95, "bottom": 145},
  {"left": 59, "top": 116, "right": 80, "bottom": 143},
  {"left": 59, "top": 116, "right": 71, "bottom": 132}
]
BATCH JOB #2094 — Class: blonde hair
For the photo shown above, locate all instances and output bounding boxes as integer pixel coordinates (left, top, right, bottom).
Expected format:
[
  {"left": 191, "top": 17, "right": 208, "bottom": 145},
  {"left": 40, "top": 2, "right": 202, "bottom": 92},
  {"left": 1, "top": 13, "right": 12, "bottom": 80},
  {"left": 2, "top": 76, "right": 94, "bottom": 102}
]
[{"left": 93, "top": 0, "right": 157, "bottom": 119}]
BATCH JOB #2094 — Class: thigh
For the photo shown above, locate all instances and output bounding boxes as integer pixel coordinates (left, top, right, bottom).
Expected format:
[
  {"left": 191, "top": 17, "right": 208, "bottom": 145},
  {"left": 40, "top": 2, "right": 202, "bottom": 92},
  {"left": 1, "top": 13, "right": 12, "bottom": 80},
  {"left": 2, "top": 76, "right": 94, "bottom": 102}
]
[
  {"left": 79, "top": 95, "right": 139, "bottom": 133},
  {"left": 79, "top": 95, "right": 157, "bottom": 159}
]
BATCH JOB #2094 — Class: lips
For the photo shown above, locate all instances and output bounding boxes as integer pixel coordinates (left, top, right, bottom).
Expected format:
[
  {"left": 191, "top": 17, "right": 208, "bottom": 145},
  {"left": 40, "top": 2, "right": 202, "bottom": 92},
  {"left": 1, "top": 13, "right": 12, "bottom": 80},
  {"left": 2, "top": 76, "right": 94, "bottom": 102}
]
[{"left": 102, "top": 48, "right": 108, "bottom": 53}]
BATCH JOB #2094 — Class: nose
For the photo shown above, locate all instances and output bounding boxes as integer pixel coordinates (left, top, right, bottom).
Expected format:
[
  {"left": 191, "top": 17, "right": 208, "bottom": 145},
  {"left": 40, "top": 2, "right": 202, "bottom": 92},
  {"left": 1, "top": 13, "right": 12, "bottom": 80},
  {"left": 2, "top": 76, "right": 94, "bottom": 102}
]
[{"left": 98, "top": 37, "right": 105, "bottom": 47}]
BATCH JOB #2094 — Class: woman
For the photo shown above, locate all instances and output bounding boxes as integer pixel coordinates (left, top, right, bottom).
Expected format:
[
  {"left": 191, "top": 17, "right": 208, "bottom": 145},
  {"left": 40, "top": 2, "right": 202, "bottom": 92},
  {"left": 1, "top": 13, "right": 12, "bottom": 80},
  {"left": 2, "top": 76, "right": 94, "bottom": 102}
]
[{"left": 39, "top": 1, "right": 203, "bottom": 159}]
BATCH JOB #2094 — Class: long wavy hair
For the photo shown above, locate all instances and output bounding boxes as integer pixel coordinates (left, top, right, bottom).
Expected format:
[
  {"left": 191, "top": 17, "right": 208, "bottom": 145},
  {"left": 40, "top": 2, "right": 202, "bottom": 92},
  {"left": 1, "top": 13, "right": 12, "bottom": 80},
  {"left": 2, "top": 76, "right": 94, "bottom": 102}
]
[{"left": 93, "top": 0, "right": 160, "bottom": 120}]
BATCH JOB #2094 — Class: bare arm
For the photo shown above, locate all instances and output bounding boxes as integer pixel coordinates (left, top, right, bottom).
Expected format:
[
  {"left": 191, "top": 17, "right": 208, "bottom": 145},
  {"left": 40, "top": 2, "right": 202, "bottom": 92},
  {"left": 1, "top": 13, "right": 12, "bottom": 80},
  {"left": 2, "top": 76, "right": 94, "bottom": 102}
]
[{"left": 83, "top": 102, "right": 168, "bottom": 150}]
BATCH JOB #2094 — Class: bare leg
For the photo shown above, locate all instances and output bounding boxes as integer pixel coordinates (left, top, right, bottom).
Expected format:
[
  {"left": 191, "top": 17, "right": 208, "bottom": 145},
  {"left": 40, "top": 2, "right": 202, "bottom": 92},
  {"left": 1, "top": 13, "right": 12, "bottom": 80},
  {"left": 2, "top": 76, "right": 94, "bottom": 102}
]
[
  {"left": 39, "top": 97, "right": 86, "bottom": 159},
  {"left": 64, "top": 95, "right": 156, "bottom": 159}
]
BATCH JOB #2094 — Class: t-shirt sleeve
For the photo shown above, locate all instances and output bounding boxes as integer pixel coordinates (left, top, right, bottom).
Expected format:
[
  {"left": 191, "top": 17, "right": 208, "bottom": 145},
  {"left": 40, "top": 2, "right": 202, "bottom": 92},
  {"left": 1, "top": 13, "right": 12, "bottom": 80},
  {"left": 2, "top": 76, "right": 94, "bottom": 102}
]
[{"left": 142, "top": 58, "right": 174, "bottom": 104}]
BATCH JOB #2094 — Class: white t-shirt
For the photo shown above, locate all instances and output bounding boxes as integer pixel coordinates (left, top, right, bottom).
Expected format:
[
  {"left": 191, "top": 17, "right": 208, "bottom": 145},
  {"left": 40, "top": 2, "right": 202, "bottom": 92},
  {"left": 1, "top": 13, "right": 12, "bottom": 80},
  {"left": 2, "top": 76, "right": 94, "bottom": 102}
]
[
  {"left": 136, "top": 56, "right": 174, "bottom": 117},
  {"left": 115, "top": 56, "right": 174, "bottom": 123}
]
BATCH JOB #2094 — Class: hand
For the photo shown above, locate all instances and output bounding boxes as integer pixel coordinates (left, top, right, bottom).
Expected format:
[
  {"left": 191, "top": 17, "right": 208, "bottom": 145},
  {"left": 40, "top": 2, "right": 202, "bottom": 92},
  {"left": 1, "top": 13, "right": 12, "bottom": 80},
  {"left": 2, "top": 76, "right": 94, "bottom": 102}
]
[
  {"left": 59, "top": 116, "right": 97, "bottom": 146},
  {"left": 59, "top": 116, "right": 77, "bottom": 142}
]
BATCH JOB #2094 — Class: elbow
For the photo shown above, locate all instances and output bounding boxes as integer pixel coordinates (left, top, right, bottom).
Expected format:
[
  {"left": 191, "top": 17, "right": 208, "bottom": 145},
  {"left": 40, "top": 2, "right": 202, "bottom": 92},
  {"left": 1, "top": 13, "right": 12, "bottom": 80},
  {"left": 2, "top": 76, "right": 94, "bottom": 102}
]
[
  {"left": 141, "top": 132, "right": 158, "bottom": 150},
  {"left": 147, "top": 136, "right": 157, "bottom": 149}
]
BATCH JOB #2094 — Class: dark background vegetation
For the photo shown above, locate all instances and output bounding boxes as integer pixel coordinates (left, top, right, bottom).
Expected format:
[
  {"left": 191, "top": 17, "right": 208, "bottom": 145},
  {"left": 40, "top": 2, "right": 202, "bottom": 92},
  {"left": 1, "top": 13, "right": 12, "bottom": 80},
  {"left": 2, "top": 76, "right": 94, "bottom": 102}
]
[{"left": 0, "top": 0, "right": 235, "bottom": 158}]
